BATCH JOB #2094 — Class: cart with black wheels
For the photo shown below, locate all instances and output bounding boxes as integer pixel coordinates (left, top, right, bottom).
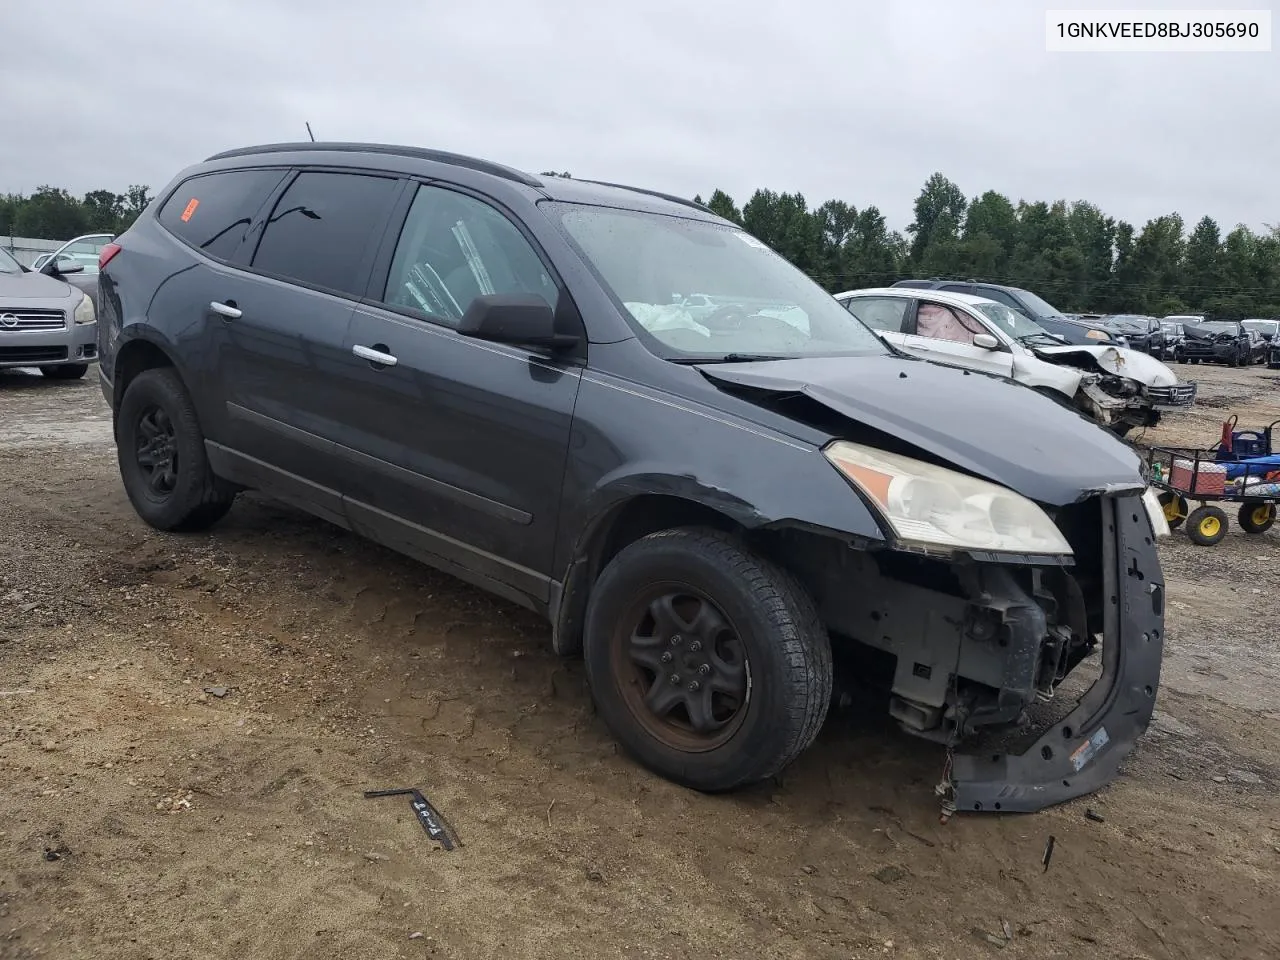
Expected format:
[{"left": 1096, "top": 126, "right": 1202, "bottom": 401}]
[{"left": 1149, "top": 445, "right": 1280, "bottom": 546}]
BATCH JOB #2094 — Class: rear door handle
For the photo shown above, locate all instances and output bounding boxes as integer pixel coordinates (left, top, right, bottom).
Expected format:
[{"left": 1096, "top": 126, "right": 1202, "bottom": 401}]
[
  {"left": 353, "top": 344, "right": 398, "bottom": 367},
  {"left": 210, "top": 301, "right": 242, "bottom": 319}
]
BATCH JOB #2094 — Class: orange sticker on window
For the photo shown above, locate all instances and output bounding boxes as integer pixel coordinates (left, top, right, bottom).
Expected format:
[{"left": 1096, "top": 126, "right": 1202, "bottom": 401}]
[{"left": 180, "top": 198, "right": 199, "bottom": 222}]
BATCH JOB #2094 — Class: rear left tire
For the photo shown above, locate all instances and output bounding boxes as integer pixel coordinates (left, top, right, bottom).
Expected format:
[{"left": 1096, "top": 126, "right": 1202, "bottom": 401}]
[
  {"left": 583, "top": 527, "right": 832, "bottom": 792},
  {"left": 116, "top": 367, "right": 236, "bottom": 531}
]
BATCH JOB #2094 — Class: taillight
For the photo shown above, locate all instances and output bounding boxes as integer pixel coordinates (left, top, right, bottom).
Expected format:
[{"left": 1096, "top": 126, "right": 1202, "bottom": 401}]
[{"left": 99, "top": 242, "right": 122, "bottom": 270}]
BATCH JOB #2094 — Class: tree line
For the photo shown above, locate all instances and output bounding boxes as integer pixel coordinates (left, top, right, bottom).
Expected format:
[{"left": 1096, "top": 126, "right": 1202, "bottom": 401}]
[
  {"left": 696, "top": 173, "right": 1280, "bottom": 319},
  {"left": 7, "top": 174, "right": 1277, "bottom": 318},
  {"left": 1, "top": 185, "right": 154, "bottom": 244}
]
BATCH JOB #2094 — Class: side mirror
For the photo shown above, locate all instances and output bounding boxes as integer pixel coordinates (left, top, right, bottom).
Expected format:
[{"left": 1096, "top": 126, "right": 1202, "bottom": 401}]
[
  {"left": 456, "top": 294, "right": 578, "bottom": 349},
  {"left": 972, "top": 333, "right": 1000, "bottom": 350},
  {"left": 48, "top": 258, "right": 84, "bottom": 275}
]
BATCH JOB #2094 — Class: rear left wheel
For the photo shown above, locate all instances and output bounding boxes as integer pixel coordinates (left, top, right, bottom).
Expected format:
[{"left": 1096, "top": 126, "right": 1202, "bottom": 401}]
[
  {"left": 116, "top": 367, "right": 236, "bottom": 531},
  {"left": 584, "top": 528, "right": 832, "bottom": 792}
]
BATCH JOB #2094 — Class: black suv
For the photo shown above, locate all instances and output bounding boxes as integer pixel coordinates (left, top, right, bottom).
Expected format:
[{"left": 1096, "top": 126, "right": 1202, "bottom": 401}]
[
  {"left": 98, "top": 143, "right": 1164, "bottom": 813},
  {"left": 891, "top": 279, "right": 1118, "bottom": 346},
  {"left": 1098, "top": 315, "right": 1166, "bottom": 358}
]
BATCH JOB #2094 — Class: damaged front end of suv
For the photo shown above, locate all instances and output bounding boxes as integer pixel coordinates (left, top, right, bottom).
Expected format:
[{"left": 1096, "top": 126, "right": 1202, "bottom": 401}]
[{"left": 694, "top": 360, "right": 1168, "bottom": 815}]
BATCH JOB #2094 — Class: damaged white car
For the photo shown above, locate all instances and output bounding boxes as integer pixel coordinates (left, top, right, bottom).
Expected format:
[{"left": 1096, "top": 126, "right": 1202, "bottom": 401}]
[{"left": 836, "top": 288, "right": 1196, "bottom": 436}]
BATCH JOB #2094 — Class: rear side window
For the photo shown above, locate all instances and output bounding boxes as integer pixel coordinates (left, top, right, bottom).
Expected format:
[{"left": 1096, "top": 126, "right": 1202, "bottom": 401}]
[
  {"left": 251, "top": 171, "right": 399, "bottom": 298},
  {"left": 844, "top": 296, "right": 908, "bottom": 332},
  {"left": 158, "top": 169, "right": 287, "bottom": 261}
]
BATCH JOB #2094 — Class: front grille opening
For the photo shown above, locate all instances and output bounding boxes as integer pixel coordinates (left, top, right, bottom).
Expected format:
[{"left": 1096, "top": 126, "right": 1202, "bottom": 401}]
[{"left": 0, "top": 346, "right": 69, "bottom": 363}]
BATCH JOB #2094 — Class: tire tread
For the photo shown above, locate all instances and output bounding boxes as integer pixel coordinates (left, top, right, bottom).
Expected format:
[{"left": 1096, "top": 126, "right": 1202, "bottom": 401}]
[{"left": 588, "top": 526, "right": 832, "bottom": 790}]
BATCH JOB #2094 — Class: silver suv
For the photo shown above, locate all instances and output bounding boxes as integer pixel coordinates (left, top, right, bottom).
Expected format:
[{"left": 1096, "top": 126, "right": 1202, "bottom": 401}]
[{"left": 0, "top": 245, "right": 98, "bottom": 379}]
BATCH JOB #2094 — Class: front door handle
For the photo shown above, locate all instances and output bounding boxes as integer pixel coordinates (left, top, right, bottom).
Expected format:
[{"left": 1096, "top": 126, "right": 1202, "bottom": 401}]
[
  {"left": 210, "top": 301, "right": 242, "bottom": 319},
  {"left": 353, "top": 344, "right": 398, "bottom": 367}
]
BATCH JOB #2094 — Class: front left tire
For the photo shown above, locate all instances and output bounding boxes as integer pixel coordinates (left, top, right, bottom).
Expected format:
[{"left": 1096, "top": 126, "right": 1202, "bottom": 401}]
[
  {"left": 116, "top": 367, "right": 236, "bottom": 531},
  {"left": 583, "top": 527, "right": 832, "bottom": 792}
]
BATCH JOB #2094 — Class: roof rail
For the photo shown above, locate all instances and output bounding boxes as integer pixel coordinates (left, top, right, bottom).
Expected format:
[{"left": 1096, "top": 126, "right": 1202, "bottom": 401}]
[
  {"left": 203, "top": 142, "right": 543, "bottom": 187},
  {"left": 573, "top": 179, "right": 712, "bottom": 214}
]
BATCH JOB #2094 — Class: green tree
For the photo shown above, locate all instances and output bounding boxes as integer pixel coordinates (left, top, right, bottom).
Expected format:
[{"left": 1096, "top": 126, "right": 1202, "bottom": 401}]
[
  {"left": 705, "top": 189, "right": 741, "bottom": 224},
  {"left": 13, "top": 186, "right": 89, "bottom": 240},
  {"left": 906, "top": 173, "right": 966, "bottom": 270}
]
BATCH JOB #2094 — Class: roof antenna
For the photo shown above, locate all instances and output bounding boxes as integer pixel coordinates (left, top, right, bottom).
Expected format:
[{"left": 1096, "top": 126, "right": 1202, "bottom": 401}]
[{"left": 305, "top": 122, "right": 316, "bottom": 143}]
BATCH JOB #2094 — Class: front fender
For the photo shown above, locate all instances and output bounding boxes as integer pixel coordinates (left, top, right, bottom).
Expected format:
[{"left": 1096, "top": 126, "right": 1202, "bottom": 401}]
[
  {"left": 553, "top": 373, "right": 888, "bottom": 577},
  {"left": 1010, "top": 355, "right": 1084, "bottom": 396}
]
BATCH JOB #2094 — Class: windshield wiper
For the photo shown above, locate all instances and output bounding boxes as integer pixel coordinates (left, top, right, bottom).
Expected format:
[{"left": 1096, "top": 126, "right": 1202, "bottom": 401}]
[
  {"left": 671, "top": 353, "right": 790, "bottom": 364},
  {"left": 1019, "top": 332, "right": 1065, "bottom": 346}
]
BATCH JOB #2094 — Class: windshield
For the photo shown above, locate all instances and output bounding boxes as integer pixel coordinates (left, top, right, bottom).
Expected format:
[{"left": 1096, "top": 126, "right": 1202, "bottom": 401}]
[
  {"left": 0, "top": 247, "right": 22, "bottom": 274},
  {"left": 551, "top": 204, "right": 888, "bottom": 360},
  {"left": 1161, "top": 322, "right": 1183, "bottom": 335},
  {"left": 1013, "top": 288, "right": 1064, "bottom": 319},
  {"left": 1103, "top": 315, "right": 1149, "bottom": 333},
  {"left": 1196, "top": 321, "right": 1240, "bottom": 334},
  {"left": 1243, "top": 320, "right": 1278, "bottom": 335},
  {"left": 974, "top": 301, "right": 1050, "bottom": 339}
]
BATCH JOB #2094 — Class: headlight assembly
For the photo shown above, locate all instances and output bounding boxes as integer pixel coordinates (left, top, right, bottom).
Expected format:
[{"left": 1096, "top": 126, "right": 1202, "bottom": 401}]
[
  {"left": 74, "top": 293, "right": 95, "bottom": 325},
  {"left": 823, "top": 441, "right": 1073, "bottom": 556}
]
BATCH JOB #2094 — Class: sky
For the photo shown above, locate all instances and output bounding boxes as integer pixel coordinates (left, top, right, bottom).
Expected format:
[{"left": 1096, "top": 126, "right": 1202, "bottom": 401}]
[{"left": 2, "top": 0, "right": 1277, "bottom": 235}]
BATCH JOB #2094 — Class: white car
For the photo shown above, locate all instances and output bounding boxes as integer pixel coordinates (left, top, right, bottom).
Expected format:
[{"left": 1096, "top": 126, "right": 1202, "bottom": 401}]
[{"left": 835, "top": 287, "right": 1197, "bottom": 435}]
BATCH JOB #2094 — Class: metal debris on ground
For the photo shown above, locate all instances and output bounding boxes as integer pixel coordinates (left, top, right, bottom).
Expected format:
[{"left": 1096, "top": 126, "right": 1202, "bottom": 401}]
[
  {"left": 1085, "top": 809, "right": 1106, "bottom": 823},
  {"left": 364, "top": 787, "right": 459, "bottom": 851},
  {"left": 1042, "top": 835, "right": 1056, "bottom": 872}
]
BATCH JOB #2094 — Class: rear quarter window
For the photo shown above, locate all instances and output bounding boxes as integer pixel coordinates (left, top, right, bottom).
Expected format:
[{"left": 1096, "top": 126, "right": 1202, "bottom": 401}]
[{"left": 157, "top": 168, "right": 289, "bottom": 261}]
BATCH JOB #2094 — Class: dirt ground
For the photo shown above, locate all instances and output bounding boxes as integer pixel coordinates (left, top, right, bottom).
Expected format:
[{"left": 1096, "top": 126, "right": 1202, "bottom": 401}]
[{"left": 2, "top": 361, "right": 1278, "bottom": 960}]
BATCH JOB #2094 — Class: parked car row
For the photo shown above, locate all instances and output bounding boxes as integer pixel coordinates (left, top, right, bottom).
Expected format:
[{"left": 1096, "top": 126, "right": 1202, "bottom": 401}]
[{"left": 90, "top": 141, "right": 1171, "bottom": 814}]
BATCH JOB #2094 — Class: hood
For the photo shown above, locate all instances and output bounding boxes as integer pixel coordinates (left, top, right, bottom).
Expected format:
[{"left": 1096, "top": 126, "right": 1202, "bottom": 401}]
[
  {"left": 696, "top": 355, "right": 1144, "bottom": 506},
  {"left": 0, "top": 270, "right": 76, "bottom": 302},
  {"left": 1032, "top": 344, "right": 1178, "bottom": 386}
]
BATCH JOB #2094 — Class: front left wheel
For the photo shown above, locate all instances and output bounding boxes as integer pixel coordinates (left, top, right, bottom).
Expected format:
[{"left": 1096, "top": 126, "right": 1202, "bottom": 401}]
[
  {"left": 584, "top": 528, "right": 832, "bottom": 792},
  {"left": 116, "top": 367, "right": 236, "bottom": 531}
]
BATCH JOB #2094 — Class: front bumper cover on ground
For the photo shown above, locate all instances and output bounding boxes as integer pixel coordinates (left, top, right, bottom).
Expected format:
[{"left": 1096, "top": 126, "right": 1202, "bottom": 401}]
[{"left": 945, "top": 494, "right": 1163, "bottom": 814}]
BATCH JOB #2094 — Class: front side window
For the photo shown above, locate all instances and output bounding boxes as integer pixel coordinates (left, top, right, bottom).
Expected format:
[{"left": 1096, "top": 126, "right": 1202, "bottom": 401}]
[
  {"left": 974, "top": 301, "right": 1050, "bottom": 340},
  {"left": 916, "top": 302, "right": 985, "bottom": 345},
  {"left": 252, "top": 171, "right": 399, "bottom": 297},
  {"left": 381, "top": 185, "right": 558, "bottom": 326},
  {"left": 0, "top": 247, "right": 21, "bottom": 274},
  {"left": 843, "top": 296, "right": 908, "bottom": 333},
  {"left": 158, "top": 168, "right": 288, "bottom": 261},
  {"left": 551, "top": 203, "right": 887, "bottom": 360}
]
